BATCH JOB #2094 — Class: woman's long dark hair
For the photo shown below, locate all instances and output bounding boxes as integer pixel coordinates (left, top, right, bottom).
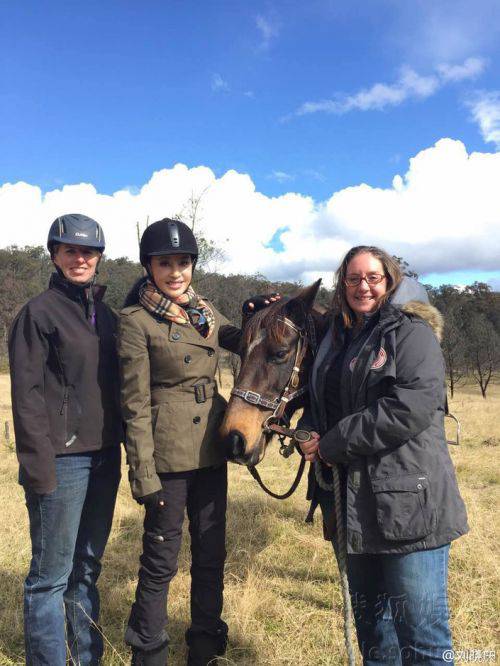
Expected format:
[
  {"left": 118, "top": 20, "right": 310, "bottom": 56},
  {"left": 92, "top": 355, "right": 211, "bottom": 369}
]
[
  {"left": 331, "top": 246, "right": 402, "bottom": 329},
  {"left": 123, "top": 276, "right": 148, "bottom": 308}
]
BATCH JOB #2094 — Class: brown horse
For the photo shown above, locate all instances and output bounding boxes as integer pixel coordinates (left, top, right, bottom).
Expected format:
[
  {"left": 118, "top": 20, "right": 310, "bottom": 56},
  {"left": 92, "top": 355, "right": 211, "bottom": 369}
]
[
  {"left": 221, "top": 283, "right": 358, "bottom": 664},
  {"left": 221, "top": 280, "right": 327, "bottom": 466}
]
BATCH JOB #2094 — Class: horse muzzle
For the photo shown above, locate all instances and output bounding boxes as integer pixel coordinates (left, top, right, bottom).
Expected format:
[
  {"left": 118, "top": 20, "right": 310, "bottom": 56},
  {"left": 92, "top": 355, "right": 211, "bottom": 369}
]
[{"left": 223, "top": 430, "right": 262, "bottom": 466}]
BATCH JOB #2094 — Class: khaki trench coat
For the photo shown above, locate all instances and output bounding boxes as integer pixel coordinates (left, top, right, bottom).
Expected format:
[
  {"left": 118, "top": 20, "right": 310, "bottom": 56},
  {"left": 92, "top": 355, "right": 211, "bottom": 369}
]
[{"left": 119, "top": 302, "right": 240, "bottom": 498}]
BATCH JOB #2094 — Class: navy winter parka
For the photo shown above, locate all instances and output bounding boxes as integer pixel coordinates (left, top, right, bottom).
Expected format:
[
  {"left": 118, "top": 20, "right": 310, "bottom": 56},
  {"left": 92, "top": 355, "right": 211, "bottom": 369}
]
[{"left": 304, "top": 283, "right": 469, "bottom": 555}]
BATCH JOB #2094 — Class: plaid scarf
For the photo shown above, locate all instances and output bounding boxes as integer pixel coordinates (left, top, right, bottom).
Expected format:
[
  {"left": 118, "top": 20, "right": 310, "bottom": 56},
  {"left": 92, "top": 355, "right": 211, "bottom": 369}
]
[{"left": 139, "top": 280, "right": 215, "bottom": 338}]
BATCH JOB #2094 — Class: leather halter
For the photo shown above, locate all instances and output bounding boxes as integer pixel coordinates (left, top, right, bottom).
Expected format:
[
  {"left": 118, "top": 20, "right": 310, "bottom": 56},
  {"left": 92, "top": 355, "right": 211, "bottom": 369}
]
[{"left": 231, "top": 316, "right": 312, "bottom": 430}]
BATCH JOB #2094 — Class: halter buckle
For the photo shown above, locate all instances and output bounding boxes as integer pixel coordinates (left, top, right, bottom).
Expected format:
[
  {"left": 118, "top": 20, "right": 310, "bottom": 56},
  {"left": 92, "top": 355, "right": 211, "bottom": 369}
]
[
  {"left": 244, "top": 390, "right": 261, "bottom": 405},
  {"left": 292, "top": 429, "right": 312, "bottom": 444}
]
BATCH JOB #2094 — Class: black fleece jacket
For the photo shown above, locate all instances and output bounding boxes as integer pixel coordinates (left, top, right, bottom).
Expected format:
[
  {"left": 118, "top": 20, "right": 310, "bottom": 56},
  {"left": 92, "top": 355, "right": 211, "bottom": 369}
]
[{"left": 9, "top": 273, "right": 122, "bottom": 494}]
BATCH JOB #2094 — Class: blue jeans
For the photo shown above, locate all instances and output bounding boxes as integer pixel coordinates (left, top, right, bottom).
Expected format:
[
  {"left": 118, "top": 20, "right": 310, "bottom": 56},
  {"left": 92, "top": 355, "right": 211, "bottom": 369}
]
[
  {"left": 318, "top": 491, "right": 453, "bottom": 664},
  {"left": 24, "top": 447, "right": 121, "bottom": 666},
  {"left": 343, "top": 546, "right": 453, "bottom": 665}
]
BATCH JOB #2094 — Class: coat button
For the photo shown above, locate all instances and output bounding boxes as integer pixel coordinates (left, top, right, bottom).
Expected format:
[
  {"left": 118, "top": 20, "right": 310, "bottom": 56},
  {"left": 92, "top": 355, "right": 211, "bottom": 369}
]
[
  {"left": 184, "top": 355, "right": 192, "bottom": 363},
  {"left": 207, "top": 349, "right": 214, "bottom": 356},
  {"left": 193, "top": 416, "right": 201, "bottom": 424},
  {"left": 172, "top": 332, "right": 181, "bottom": 341},
  {"left": 416, "top": 483, "right": 423, "bottom": 490}
]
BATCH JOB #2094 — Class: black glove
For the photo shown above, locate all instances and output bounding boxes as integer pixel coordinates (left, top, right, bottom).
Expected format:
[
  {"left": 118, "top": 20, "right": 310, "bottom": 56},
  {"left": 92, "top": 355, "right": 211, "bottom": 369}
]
[
  {"left": 136, "top": 490, "right": 165, "bottom": 510},
  {"left": 242, "top": 293, "right": 281, "bottom": 316}
]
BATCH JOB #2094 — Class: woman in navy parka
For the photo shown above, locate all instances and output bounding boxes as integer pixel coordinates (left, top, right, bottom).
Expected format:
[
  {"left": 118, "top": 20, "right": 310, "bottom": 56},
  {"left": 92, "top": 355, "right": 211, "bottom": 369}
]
[{"left": 299, "top": 246, "right": 468, "bottom": 665}]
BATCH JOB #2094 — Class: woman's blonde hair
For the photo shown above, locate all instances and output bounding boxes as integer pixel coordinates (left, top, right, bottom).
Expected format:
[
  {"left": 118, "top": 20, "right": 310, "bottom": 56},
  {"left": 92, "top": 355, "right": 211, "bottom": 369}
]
[{"left": 332, "top": 246, "right": 403, "bottom": 328}]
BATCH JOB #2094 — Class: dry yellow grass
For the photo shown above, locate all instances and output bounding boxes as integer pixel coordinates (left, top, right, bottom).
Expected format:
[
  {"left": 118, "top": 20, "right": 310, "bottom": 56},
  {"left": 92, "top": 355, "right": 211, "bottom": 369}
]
[{"left": 0, "top": 372, "right": 498, "bottom": 665}]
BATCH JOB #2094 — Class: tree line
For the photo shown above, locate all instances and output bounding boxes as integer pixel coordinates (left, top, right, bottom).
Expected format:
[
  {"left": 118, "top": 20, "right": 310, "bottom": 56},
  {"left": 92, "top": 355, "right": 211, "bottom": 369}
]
[
  {"left": 1, "top": 245, "right": 499, "bottom": 397},
  {"left": 0, "top": 244, "right": 331, "bottom": 371},
  {"left": 430, "top": 282, "right": 500, "bottom": 398}
]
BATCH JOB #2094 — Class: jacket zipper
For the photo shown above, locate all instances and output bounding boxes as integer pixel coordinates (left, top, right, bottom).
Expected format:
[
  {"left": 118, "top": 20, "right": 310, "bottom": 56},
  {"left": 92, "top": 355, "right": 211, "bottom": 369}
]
[{"left": 60, "top": 387, "right": 69, "bottom": 438}]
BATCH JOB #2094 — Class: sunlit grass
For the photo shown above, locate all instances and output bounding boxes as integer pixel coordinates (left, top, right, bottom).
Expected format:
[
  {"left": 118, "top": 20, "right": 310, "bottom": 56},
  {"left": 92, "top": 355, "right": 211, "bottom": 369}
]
[{"left": 0, "top": 374, "right": 498, "bottom": 664}]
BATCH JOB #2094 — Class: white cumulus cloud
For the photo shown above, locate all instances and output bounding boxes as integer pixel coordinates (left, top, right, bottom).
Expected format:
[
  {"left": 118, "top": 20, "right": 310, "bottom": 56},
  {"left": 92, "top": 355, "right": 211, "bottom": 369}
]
[{"left": 1, "top": 139, "right": 499, "bottom": 285}]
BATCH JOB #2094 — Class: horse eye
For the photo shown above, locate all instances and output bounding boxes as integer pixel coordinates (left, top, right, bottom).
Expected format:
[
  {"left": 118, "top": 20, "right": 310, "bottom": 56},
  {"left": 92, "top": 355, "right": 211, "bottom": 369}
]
[{"left": 271, "top": 350, "right": 288, "bottom": 362}]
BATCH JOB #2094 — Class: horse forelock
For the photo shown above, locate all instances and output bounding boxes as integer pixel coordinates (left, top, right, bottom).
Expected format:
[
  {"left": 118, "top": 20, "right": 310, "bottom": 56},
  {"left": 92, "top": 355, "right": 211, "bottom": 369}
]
[
  {"left": 243, "top": 299, "right": 292, "bottom": 349},
  {"left": 246, "top": 328, "right": 267, "bottom": 355}
]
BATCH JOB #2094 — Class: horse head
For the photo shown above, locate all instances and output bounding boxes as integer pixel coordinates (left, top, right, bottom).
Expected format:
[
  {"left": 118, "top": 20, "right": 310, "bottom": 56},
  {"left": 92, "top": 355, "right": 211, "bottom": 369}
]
[{"left": 221, "top": 279, "right": 324, "bottom": 466}]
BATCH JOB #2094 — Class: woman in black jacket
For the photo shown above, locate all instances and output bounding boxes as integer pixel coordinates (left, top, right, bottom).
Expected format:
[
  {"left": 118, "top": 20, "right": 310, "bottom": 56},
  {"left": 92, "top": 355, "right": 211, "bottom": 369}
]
[
  {"left": 299, "top": 246, "right": 468, "bottom": 665},
  {"left": 9, "top": 214, "right": 122, "bottom": 666}
]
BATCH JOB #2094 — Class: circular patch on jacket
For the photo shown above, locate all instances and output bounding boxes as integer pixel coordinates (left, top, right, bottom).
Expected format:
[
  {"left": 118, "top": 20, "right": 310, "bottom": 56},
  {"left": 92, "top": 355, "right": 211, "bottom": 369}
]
[
  {"left": 349, "top": 356, "right": 357, "bottom": 372},
  {"left": 371, "top": 347, "right": 387, "bottom": 370}
]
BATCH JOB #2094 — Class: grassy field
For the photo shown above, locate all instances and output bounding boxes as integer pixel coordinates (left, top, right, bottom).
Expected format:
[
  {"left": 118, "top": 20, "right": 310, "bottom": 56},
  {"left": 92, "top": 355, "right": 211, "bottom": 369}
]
[{"left": 0, "top": 372, "right": 498, "bottom": 665}]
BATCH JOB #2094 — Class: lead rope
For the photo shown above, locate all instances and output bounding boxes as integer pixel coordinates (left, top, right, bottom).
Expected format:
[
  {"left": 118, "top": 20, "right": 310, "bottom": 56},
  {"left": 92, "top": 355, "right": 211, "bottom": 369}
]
[
  {"left": 248, "top": 456, "right": 306, "bottom": 500},
  {"left": 315, "top": 461, "right": 356, "bottom": 665}
]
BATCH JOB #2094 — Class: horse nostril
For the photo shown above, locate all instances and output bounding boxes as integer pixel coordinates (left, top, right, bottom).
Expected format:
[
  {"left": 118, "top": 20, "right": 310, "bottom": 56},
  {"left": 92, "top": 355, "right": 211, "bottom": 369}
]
[{"left": 225, "top": 431, "right": 246, "bottom": 462}]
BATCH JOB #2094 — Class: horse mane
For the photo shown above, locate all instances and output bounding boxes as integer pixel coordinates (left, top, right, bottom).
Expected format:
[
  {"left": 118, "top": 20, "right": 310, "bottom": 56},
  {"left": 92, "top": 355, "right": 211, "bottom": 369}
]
[{"left": 243, "top": 286, "right": 330, "bottom": 350}]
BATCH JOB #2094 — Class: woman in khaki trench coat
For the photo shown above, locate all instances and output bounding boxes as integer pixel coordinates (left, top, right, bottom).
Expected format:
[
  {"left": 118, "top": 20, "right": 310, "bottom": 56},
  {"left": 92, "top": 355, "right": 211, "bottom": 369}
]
[{"left": 119, "top": 218, "right": 273, "bottom": 666}]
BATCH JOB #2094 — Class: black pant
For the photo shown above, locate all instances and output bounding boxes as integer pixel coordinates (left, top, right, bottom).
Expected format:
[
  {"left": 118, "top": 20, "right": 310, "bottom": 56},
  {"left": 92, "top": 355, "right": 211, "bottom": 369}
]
[{"left": 125, "top": 464, "right": 228, "bottom": 651}]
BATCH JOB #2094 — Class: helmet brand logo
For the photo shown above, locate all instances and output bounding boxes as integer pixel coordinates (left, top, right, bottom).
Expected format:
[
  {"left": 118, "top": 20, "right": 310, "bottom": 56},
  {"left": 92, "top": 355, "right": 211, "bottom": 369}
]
[{"left": 75, "top": 232, "right": 89, "bottom": 237}]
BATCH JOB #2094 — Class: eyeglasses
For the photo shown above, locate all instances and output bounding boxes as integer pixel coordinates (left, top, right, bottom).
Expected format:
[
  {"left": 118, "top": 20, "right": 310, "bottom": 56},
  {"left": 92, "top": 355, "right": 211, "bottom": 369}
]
[{"left": 344, "top": 273, "right": 386, "bottom": 287}]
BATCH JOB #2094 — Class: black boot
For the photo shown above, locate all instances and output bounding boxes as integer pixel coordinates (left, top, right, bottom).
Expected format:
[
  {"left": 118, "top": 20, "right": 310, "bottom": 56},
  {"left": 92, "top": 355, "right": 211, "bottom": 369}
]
[
  {"left": 131, "top": 641, "right": 169, "bottom": 666},
  {"left": 186, "top": 627, "right": 228, "bottom": 666}
]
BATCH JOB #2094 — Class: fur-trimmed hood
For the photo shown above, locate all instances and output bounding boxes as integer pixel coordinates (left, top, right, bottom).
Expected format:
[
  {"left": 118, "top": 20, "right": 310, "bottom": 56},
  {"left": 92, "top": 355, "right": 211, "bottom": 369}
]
[
  {"left": 391, "top": 277, "right": 443, "bottom": 341},
  {"left": 401, "top": 300, "right": 444, "bottom": 341}
]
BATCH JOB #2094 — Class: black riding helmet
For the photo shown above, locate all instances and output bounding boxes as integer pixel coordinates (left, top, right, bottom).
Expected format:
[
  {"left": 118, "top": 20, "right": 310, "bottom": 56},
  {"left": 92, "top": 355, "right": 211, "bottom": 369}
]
[
  {"left": 139, "top": 218, "right": 198, "bottom": 270},
  {"left": 47, "top": 214, "right": 105, "bottom": 257}
]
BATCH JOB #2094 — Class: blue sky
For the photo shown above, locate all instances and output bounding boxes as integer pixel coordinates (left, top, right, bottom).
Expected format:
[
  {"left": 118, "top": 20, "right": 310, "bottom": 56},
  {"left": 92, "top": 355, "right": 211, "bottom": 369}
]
[{"left": 1, "top": 1, "right": 499, "bottom": 287}]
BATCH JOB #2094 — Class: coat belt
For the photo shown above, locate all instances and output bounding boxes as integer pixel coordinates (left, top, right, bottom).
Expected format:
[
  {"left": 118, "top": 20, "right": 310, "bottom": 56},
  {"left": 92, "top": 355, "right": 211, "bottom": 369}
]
[{"left": 151, "top": 381, "right": 217, "bottom": 404}]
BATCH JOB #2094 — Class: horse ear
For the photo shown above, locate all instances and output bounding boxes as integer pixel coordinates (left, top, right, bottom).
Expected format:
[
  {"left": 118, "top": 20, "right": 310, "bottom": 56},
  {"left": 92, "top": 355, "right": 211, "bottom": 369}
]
[{"left": 285, "top": 279, "right": 322, "bottom": 324}]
